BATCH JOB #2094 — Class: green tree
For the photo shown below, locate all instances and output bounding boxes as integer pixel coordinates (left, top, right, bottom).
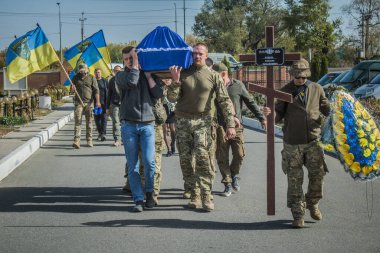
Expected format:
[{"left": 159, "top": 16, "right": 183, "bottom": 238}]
[
  {"left": 0, "top": 49, "right": 6, "bottom": 68},
  {"left": 284, "top": 0, "right": 340, "bottom": 63},
  {"left": 193, "top": 0, "right": 286, "bottom": 54},
  {"left": 342, "top": 0, "right": 380, "bottom": 59},
  {"left": 310, "top": 55, "right": 321, "bottom": 82},
  {"left": 108, "top": 41, "right": 138, "bottom": 63}
]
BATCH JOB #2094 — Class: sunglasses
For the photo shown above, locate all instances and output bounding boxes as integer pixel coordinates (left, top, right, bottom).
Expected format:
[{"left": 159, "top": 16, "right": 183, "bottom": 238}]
[{"left": 295, "top": 76, "right": 307, "bottom": 80}]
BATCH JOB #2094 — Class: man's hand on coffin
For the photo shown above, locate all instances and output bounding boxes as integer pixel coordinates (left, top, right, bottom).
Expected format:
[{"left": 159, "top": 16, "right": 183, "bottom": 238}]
[{"left": 169, "top": 65, "right": 182, "bottom": 82}]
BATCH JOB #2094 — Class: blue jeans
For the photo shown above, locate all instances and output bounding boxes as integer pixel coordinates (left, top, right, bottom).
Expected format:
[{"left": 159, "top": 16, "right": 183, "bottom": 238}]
[{"left": 121, "top": 121, "right": 155, "bottom": 202}]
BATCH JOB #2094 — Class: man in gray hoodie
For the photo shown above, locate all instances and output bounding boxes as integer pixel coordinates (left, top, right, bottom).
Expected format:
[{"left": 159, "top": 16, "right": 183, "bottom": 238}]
[{"left": 116, "top": 46, "right": 164, "bottom": 212}]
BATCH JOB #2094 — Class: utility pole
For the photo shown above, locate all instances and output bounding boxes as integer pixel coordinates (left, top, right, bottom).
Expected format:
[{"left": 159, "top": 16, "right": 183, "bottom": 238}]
[
  {"left": 361, "top": 13, "right": 366, "bottom": 59},
  {"left": 174, "top": 3, "right": 178, "bottom": 33},
  {"left": 57, "top": 2, "right": 62, "bottom": 62},
  {"left": 183, "top": 0, "right": 186, "bottom": 41},
  {"left": 79, "top": 12, "right": 87, "bottom": 42}
]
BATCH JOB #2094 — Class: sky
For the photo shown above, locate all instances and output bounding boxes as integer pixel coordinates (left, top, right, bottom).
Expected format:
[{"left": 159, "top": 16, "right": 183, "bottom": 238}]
[{"left": 0, "top": 0, "right": 349, "bottom": 51}]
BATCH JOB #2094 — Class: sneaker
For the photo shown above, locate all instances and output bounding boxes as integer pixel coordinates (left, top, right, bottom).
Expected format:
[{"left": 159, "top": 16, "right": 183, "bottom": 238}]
[
  {"left": 232, "top": 176, "right": 240, "bottom": 192},
  {"left": 133, "top": 201, "right": 144, "bottom": 212},
  {"left": 188, "top": 195, "right": 202, "bottom": 209},
  {"left": 97, "top": 135, "right": 102, "bottom": 141},
  {"left": 113, "top": 140, "right": 121, "bottom": 147},
  {"left": 222, "top": 184, "right": 233, "bottom": 197},
  {"left": 145, "top": 192, "right": 155, "bottom": 209},
  {"left": 307, "top": 205, "right": 322, "bottom": 220},
  {"left": 72, "top": 141, "right": 80, "bottom": 149},
  {"left": 202, "top": 195, "right": 214, "bottom": 211},
  {"left": 100, "top": 135, "right": 106, "bottom": 142},
  {"left": 292, "top": 218, "right": 304, "bottom": 228},
  {"left": 183, "top": 191, "right": 191, "bottom": 199},
  {"left": 166, "top": 151, "right": 172, "bottom": 157},
  {"left": 87, "top": 140, "right": 93, "bottom": 147}
]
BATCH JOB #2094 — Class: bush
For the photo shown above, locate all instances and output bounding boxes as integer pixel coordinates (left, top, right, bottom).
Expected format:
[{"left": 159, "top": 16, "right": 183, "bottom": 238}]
[{"left": 0, "top": 116, "right": 28, "bottom": 126}]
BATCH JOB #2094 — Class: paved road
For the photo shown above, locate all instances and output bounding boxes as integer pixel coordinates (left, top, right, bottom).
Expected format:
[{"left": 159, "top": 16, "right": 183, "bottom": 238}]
[{"left": 0, "top": 121, "right": 379, "bottom": 253}]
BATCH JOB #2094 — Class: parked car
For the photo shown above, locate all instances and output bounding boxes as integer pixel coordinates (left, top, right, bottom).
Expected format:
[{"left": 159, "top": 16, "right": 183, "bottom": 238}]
[
  {"left": 317, "top": 72, "right": 342, "bottom": 86},
  {"left": 354, "top": 73, "right": 380, "bottom": 99},
  {"left": 322, "top": 71, "right": 349, "bottom": 89},
  {"left": 208, "top": 53, "right": 242, "bottom": 69},
  {"left": 338, "top": 60, "right": 380, "bottom": 91}
]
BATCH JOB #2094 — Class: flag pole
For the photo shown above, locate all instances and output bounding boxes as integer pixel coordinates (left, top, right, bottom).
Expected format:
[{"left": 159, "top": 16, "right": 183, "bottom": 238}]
[{"left": 57, "top": 61, "right": 85, "bottom": 107}]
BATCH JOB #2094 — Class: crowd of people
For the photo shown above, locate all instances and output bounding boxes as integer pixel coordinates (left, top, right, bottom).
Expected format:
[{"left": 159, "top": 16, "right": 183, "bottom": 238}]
[{"left": 70, "top": 43, "right": 330, "bottom": 228}]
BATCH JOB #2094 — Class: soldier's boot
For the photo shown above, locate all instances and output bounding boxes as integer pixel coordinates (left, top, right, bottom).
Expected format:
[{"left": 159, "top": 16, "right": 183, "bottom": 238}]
[
  {"left": 87, "top": 139, "right": 93, "bottom": 147},
  {"left": 292, "top": 218, "right": 304, "bottom": 228},
  {"left": 153, "top": 195, "right": 159, "bottom": 206},
  {"left": 188, "top": 195, "right": 202, "bottom": 209},
  {"left": 72, "top": 139, "right": 80, "bottom": 149},
  {"left": 202, "top": 194, "right": 214, "bottom": 212},
  {"left": 307, "top": 205, "right": 322, "bottom": 221},
  {"left": 183, "top": 190, "right": 191, "bottom": 199}
]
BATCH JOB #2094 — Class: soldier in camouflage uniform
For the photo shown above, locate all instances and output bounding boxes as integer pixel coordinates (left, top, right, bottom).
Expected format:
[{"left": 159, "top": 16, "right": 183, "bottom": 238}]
[
  {"left": 275, "top": 59, "right": 330, "bottom": 228},
  {"left": 167, "top": 43, "right": 236, "bottom": 212},
  {"left": 212, "top": 63, "right": 271, "bottom": 196},
  {"left": 71, "top": 63, "right": 100, "bottom": 149}
]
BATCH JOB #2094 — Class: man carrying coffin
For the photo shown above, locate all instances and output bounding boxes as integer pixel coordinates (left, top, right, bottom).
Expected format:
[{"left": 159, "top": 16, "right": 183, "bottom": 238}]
[{"left": 168, "top": 43, "right": 236, "bottom": 211}]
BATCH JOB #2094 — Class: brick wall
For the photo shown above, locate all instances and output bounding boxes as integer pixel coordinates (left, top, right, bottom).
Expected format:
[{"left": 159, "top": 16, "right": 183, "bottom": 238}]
[{"left": 0, "top": 70, "right": 64, "bottom": 92}]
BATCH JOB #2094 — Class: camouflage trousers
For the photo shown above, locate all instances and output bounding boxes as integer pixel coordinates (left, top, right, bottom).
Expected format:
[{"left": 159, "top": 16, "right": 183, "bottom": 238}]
[
  {"left": 124, "top": 124, "right": 164, "bottom": 196},
  {"left": 74, "top": 103, "right": 93, "bottom": 142},
  {"left": 216, "top": 126, "right": 245, "bottom": 184},
  {"left": 176, "top": 116, "right": 216, "bottom": 197},
  {"left": 281, "top": 140, "right": 328, "bottom": 219}
]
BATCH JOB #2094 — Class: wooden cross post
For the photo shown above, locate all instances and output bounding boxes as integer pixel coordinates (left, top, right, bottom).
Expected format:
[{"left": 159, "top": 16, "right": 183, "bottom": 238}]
[{"left": 239, "top": 26, "right": 301, "bottom": 215}]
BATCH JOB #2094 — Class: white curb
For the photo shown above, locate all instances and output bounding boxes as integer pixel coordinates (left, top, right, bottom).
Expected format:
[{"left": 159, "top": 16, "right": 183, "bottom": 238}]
[{"left": 0, "top": 111, "right": 74, "bottom": 182}]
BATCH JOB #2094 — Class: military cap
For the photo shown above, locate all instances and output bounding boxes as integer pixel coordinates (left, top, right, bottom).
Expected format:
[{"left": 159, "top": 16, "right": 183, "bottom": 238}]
[
  {"left": 289, "top": 58, "right": 311, "bottom": 78},
  {"left": 78, "top": 63, "right": 88, "bottom": 71},
  {"left": 212, "top": 62, "right": 228, "bottom": 72}
]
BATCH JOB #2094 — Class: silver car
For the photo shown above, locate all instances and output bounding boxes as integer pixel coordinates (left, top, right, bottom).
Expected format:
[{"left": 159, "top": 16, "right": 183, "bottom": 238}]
[{"left": 354, "top": 73, "right": 380, "bottom": 99}]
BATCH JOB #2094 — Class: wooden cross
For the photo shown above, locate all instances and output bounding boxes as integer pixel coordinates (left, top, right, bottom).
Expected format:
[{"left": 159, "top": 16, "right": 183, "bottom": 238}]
[{"left": 239, "top": 26, "right": 301, "bottom": 215}]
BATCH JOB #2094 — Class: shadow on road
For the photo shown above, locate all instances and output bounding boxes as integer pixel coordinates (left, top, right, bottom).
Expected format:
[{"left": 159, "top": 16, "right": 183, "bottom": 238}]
[
  {"left": 81, "top": 218, "right": 294, "bottom": 230},
  {"left": 0, "top": 187, "right": 188, "bottom": 213}
]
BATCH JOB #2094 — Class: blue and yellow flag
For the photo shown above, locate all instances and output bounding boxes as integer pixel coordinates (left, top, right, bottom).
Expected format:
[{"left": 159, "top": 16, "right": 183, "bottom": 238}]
[
  {"left": 6, "top": 26, "right": 59, "bottom": 83},
  {"left": 77, "top": 42, "right": 111, "bottom": 78},
  {"left": 64, "top": 70, "right": 75, "bottom": 86},
  {"left": 64, "top": 30, "right": 111, "bottom": 69}
]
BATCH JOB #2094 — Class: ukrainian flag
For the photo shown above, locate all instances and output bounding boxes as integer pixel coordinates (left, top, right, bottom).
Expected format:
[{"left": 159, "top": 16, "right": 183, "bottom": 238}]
[
  {"left": 6, "top": 26, "right": 59, "bottom": 83},
  {"left": 64, "top": 30, "right": 111, "bottom": 69},
  {"left": 77, "top": 42, "right": 111, "bottom": 78}
]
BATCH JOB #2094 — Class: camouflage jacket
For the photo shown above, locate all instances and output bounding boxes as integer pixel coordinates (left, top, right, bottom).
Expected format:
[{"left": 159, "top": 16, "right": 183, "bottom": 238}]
[{"left": 167, "top": 64, "right": 235, "bottom": 128}]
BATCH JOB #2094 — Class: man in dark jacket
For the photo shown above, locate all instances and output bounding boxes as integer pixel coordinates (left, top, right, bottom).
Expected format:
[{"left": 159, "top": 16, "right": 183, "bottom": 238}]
[
  {"left": 116, "top": 46, "right": 164, "bottom": 212},
  {"left": 106, "top": 65, "right": 123, "bottom": 146},
  {"left": 94, "top": 68, "right": 108, "bottom": 141},
  {"left": 275, "top": 58, "right": 330, "bottom": 228}
]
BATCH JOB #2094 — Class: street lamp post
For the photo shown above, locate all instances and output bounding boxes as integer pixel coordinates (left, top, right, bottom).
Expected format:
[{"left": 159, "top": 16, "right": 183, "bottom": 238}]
[{"left": 57, "top": 2, "right": 62, "bottom": 62}]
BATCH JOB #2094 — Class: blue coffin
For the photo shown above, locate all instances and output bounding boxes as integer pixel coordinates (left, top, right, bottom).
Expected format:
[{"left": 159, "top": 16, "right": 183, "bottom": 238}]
[{"left": 136, "top": 26, "right": 193, "bottom": 72}]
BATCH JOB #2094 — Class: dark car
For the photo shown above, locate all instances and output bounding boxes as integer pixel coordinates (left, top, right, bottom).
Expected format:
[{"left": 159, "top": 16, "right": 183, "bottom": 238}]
[
  {"left": 317, "top": 72, "right": 342, "bottom": 86},
  {"left": 338, "top": 60, "right": 380, "bottom": 91}
]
